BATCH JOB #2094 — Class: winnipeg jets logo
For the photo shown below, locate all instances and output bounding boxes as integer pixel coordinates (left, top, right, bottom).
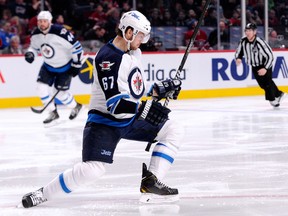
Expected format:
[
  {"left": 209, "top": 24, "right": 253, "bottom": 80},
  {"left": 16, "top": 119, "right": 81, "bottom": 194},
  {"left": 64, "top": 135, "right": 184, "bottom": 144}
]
[
  {"left": 99, "top": 61, "right": 115, "bottom": 71},
  {"left": 40, "top": 43, "right": 54, "bottom": 59},
  {"left": 128, "top": 67, "right": 145, "bottom": 99},
  {"left": 133, "top": 73, "right": 142, "bottom": 92}
]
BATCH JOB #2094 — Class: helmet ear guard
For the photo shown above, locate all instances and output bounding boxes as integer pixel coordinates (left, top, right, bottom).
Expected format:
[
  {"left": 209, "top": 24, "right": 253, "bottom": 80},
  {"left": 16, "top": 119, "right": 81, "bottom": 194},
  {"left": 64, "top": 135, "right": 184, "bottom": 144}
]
[{"left": 118, "top": 11, "right": 151, "bottom": 44}]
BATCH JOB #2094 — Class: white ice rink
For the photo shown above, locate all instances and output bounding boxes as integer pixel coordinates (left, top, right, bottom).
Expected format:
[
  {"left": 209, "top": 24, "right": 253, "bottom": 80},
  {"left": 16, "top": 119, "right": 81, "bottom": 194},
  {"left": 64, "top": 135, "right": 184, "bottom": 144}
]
[{"left": 1, "top": 96, "right": 288, "bottom": 216}]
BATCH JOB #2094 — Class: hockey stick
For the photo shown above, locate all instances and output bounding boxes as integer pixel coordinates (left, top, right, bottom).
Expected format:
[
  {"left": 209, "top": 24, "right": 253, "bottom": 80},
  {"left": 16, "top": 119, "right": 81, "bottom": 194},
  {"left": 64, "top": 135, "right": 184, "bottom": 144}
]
[
  {"left": 30, "top": 90, "right": 60, "bottom": 114},
  {"left": 145, "top": 0, "right": 211, "bottom": 152}
]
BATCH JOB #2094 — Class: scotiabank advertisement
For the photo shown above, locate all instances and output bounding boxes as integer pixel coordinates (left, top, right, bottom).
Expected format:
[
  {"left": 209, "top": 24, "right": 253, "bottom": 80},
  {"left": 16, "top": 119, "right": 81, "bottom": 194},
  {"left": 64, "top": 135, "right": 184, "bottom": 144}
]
[{"left": 0, "top": 50, "right": 288, "bottom": 107}]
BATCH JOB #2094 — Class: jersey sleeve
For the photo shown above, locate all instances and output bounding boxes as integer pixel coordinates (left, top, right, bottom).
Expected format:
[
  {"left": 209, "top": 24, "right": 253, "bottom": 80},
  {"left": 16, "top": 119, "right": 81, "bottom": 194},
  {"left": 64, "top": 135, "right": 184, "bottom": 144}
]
[
  {"left": 55, "top": 26, "right": 84, "bottom": 64},
  {"left": 96, "top": 54, "right": 139, "bottom": 120},
  {"left": 234, "top": 38, "right": 244, "bottom": 60}
]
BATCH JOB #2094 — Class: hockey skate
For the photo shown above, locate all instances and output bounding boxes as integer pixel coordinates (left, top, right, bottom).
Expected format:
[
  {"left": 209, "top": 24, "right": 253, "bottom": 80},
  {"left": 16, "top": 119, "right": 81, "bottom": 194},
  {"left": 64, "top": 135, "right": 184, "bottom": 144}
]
[
  {"left": 43, "top": 109, "right": 59, "bottom": 124},
  {"left": 140, "top": 163, "right": 179, "bottom": 204},
  {"left": 270, "top": 92, "right": 285, "bottom": 107},
  {"left": 22, "top": 187, "right": 47, "bottom": 208},
  {"left": 276, "top": 92, "right": 285, "bottom": 106},
  {"left": 270, "top": 99, "right": 279, "bottom": 107},
  {"left": 69, "top": 102, "right": 82, "bottom": 120}
]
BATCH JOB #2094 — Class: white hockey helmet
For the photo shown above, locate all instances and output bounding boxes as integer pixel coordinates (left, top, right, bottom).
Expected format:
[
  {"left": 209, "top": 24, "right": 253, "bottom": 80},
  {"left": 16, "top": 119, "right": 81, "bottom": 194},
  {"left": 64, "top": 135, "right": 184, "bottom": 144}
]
[
  {"left": 118, "top": 10, "right": 151, "bottom": 44},
  {"left": 37, "top": 11, "right": 53, "bottom": 22}
]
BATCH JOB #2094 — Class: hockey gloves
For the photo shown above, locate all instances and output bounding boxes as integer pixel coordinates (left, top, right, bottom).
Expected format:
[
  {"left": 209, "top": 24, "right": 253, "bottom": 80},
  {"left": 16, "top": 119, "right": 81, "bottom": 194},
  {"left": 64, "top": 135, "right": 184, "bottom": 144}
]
[
  {"left": 153, "top": 79, "right": 182, "bottom": 100},
  {"left": 138, "top": 100, "right": 171, "bottom": 126},
  {"left": 24, "top": 52, "right": 35, "bottom": 64},
  {"left": 69, "top": 62, "right": 82, "bottom": 77}
]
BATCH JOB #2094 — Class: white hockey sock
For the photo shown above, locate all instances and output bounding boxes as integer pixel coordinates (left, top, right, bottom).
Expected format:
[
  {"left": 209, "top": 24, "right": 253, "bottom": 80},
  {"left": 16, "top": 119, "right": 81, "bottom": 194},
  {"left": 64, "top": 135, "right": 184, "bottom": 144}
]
[
  {"left": 36, "top": 82, "right": 56, "bottom": 112},
  {"left": 56, "top": 91, "right": 77, "bottom": 108},
  {"left": 149, "top": 119, "right": 184, "bottom": 180},
  {"left": 149, "top": 143, "right": 177, "bottom": 180},
  {"left": 43, "top": 161, "right": 105, "bottom": 200}
]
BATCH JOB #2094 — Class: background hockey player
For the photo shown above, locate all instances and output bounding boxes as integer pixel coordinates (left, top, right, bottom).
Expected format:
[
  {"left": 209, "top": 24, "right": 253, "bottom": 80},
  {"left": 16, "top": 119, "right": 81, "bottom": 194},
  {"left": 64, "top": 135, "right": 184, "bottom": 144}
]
[
  {"left": 21, "top": 10, "right": 183, "bottom": 207},
  {"left": 24, "top": 11, "right": 84, "bottom": 125}
]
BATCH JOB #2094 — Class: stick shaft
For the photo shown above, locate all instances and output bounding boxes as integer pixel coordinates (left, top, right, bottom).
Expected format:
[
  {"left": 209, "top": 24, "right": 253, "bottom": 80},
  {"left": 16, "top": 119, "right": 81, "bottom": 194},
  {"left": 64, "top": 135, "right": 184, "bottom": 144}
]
[
  {"left": 30, "top": 90, "right": 60, "bottom": 114},
  {"left": 163, "top": 0, "right": 211, "bottom": 107}
]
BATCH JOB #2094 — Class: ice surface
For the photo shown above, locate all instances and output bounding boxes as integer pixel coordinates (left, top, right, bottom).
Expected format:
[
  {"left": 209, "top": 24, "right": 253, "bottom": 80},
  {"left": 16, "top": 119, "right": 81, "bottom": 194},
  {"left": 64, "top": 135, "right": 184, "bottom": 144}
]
[{"left": 1, "top": 96, "right": 288, "bottom": 216}]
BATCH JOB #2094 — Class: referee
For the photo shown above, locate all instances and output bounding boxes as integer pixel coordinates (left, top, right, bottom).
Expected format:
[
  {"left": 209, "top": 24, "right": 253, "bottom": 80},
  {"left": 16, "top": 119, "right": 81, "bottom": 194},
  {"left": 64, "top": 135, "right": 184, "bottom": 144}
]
[{"left": 235, "top": 23, "right": 285, "bottom": 107}]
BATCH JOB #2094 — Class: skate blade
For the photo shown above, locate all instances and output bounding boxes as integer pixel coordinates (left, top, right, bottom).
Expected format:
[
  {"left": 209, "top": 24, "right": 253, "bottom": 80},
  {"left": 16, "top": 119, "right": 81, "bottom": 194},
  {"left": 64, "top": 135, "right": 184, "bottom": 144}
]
[
  {"left": 43, "top": 119, "right": 60, "bottom": 128},
  {"left": 139, "top": 193, "right": 179, "bottom": 204}
]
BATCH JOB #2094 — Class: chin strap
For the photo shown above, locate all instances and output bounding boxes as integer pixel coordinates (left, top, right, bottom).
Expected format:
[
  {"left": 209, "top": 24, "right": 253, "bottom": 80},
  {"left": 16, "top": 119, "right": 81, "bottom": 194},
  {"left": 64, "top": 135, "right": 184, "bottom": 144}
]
[{"left": 123, "top": 34, "right": 136, "bottom": 51}]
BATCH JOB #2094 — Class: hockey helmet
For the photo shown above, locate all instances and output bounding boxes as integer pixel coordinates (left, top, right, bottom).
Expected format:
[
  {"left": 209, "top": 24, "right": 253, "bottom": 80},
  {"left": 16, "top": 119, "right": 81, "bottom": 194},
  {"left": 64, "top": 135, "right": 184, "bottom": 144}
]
[
  {"left": 245, "top": 23, "right": 257, "bottom": 30},
  {"left": 37, "top": 11, "right": 53, "bottom": 22},
  {"left": 118, "top": 11, "right": 151, "bottom": 44}
]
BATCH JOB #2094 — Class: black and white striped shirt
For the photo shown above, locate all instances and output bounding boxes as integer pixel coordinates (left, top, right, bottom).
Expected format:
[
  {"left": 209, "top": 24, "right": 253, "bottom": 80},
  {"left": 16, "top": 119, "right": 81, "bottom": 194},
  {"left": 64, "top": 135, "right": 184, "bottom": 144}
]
[{"left": 235, "top": 36, "right": 274, "bottom": 70}]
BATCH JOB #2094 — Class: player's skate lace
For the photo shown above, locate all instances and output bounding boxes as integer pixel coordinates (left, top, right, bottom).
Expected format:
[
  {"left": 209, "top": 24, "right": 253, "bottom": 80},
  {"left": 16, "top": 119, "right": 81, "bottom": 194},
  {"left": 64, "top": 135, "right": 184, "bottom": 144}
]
[
  {"left": 69, "top": 102, "right": 82, "bottom": 120},
  {"left": 22, "top": 187, "right": 47, "bottom": 208},
  {"left": 43, "top": 109, "right": 59, "bottom": 124}
]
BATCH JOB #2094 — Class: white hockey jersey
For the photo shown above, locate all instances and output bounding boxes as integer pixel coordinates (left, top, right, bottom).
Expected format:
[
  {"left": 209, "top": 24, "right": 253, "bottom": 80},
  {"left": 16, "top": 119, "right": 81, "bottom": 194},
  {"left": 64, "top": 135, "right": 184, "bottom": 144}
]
[
  {"left": 88, "top": 41, "right": 148, "bottom": 127},
  {"left": 27, "top": 25, "right": 83, "bottom": 72}
]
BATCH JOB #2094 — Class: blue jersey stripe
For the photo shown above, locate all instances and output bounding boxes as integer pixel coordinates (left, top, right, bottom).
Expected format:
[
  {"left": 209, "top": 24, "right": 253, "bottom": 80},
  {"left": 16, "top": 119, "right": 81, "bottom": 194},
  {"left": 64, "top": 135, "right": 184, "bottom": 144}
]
[
  {"left": 44, "top": 62, "right": 71, "bottom": 73},
  {"left": 87, "top": 113, "right": 134, "bottom": 127}
]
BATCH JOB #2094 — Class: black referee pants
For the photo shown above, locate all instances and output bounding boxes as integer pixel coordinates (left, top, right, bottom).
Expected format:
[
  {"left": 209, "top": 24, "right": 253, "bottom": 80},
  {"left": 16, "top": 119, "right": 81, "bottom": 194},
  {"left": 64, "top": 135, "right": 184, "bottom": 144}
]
[{"left": 252, "top": 66, "right": 283, "bottom": 101}]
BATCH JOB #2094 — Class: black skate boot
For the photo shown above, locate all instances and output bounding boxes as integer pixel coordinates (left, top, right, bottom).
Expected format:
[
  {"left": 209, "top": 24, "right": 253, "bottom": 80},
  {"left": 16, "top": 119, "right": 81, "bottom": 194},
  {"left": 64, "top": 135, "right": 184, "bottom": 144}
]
[
  {"left": 69, "top": 102, "right": 82, "bottom": 120},
  {"left": 43, "top": 109, "right": 59, "bottom": 124},
  {"left": 140, "top": 163, "right": 179, "bottom": 203},
  {"left": 22, "top": 187, "right": 47, "bottom": 208}
]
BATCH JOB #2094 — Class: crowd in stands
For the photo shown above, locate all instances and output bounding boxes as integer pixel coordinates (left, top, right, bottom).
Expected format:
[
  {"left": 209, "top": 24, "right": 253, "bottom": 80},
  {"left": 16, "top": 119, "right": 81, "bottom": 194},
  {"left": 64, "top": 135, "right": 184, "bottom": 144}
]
[{"left": 0, "top": 0, "right": 288, "bottom": 54}]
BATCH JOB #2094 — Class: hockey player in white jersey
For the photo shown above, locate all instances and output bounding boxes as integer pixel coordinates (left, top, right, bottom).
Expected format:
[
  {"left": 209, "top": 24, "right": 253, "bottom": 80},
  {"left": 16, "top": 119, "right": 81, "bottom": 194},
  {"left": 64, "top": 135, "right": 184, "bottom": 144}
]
[
  {"left": 21, "top": 10, "right": 183, "bottom": 207},
  {"left": 25, "top": 11, "right": 83, "bottom": 125}
]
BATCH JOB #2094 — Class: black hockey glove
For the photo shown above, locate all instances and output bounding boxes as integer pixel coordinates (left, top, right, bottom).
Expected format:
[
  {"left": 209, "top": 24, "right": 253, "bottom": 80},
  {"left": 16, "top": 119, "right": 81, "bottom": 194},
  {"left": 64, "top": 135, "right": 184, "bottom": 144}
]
[
  {"left": 69, "top": 62, "right": 82, "bottom": 77},
  {"left": 138, "top": 100, "right": 171, "bottom": 126},
  {"left": 24, "top": 52, "right": 35, "bottom": 64},
  {"left": 153, "top": 79, "right": 182, "bottom": 100}
]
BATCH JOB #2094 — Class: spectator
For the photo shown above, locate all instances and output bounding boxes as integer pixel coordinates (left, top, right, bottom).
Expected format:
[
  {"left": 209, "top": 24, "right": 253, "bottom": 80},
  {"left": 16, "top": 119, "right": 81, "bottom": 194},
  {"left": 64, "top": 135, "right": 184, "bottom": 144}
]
[
  {"left": 230, "top": 9, "right": 241, "bottom": 26},
  {"left": 120, "top": 1, "right": 131, "bottom": 15},
  {"left": 0, "top": 22, "right": 15, "bottom": 50},
  {"left": 185, "top": 9, "right": 197, "bottom": 26},
  {"left": 204, "top": 6, "right": 217, "bottom": 26},
  {"left": 0, "top": 0, "right": 8, "bottom": 19},
  {"left": 206, "top": 20, "right": 230, "bottom": 50},
  {"left": 28, "top": 0, "right": 52, "bottom": 18},
  {"left": 184, "top": 19, "right": 207, "bottom": 50},
  {"left": 268, "top": 8, "right": 279, "bottom": 27},
  {"left": 269, "top": 29, "right": 284, "bottom": 49},
  {"left": 176, "top": 9, "right": 187, "bottom": 26},
  {"left": 8, "top": 0, "right": 29, "bottom": 26},
  {"left": 1, "top": 35, "right": 23, "bottom": 54},
  {"left": 88, "top": 4, "right": 107, "bottom": 27},
  {"left": 149, "top": 8, "right": 163, "bottom": 26},
  {"left": 104, "top": 7, "right": 120, "bottom": 40},
  {"left": 83, "top": 24, "right": 106, "bottom": 42},
  {"left": 162, "top": 9, "right": 175, "bottom": 26},
  {"left": 54, "top": 14, "right": 73, "bottom": 32}
]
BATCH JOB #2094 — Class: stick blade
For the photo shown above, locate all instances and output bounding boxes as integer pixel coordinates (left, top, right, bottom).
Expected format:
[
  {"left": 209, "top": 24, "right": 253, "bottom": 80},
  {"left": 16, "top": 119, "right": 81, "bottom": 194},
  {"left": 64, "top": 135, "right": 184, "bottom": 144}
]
[{"left": 30, "top": 106, "right": 44, "bottom": 114}]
